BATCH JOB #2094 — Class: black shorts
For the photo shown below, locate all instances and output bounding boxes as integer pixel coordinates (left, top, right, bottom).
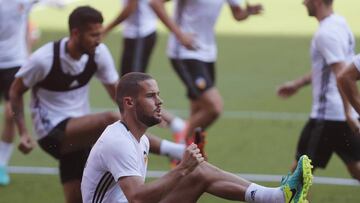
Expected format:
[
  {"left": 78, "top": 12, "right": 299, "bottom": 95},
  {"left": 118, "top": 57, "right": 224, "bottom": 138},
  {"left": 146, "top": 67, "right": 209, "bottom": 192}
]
[
  {"left": 38, "top": 118, "right": 90, "bottom": 183},
  {"left": 120, "top": 31, "right": 157, "bottom": 76},
  {"left": 296, "top": 119, "right": 360, "bottom": 168},
  {"left": 170, "top": 59, "right": 215, "bottom": 100},
  {"left": 0, "top": 67, "right": 20, "bottom": 101}
]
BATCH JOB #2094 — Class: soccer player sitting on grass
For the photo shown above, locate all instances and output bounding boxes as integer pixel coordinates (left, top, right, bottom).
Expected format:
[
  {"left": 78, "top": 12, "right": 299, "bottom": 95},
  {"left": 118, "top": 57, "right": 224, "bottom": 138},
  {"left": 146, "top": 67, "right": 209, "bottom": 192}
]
[{"left": 81, "top": 72, "right": 313, "bottom": 203}]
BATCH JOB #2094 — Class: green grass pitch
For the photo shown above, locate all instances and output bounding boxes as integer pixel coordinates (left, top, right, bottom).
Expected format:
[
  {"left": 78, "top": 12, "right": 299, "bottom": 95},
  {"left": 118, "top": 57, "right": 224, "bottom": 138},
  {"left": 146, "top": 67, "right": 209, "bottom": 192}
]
[{"left": 0, "top": 0, "right": 359, "bottom": 202}]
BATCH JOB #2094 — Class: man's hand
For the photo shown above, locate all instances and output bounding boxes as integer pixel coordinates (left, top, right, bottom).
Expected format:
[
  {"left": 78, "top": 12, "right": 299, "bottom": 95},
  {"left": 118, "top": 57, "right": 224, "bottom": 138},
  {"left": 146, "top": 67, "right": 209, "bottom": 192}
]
[
  {"left": 178, "top": 143, "right": 204, "bottom": 175},
  {"left": 18, "top": 133, "right": 36, "bottom": 154},
  {"left": 178, "top": 32, "right": 198, "bottom": 50},
  {"left": 346, "top": 115, "right": 360, "bottom": 136},
  {"left": 246, "top": 3, "right": 263, "bottom": 15},
  {"left": 277, "top": 81, "right": 299, "bottom": 98}
]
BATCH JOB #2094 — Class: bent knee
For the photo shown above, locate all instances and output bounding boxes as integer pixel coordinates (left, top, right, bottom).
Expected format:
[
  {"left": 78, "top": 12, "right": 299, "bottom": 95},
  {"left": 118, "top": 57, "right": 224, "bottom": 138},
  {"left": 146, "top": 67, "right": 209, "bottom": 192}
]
[{"left": 347, "top": 162, "right": 360, "bottom": 181}]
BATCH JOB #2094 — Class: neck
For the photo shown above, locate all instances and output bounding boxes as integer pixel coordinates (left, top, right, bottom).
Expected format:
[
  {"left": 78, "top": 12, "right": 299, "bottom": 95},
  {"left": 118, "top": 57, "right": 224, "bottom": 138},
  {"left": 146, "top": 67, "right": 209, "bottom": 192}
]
[
  {"left": 316, "top": 5, "right": 333, "bottom": 21},
  {"left": 66, "top": 39, "right": 82, "bottom": 60},
  {"left": 121, "top": 114, "right": 147, "bottom": 142}
]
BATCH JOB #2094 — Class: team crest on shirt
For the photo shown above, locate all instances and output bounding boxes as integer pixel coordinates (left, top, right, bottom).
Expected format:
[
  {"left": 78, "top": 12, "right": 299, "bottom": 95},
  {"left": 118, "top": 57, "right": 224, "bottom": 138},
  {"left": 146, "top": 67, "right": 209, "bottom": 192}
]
[
  {"left": 143, "top": 151, "right": 148, "bottom": 165},
  {"left": 195, "top": 77, "right": 207, "bottom": 90},
  {"left": 69, "top": 80, "right": 80, "bottom": 88}
]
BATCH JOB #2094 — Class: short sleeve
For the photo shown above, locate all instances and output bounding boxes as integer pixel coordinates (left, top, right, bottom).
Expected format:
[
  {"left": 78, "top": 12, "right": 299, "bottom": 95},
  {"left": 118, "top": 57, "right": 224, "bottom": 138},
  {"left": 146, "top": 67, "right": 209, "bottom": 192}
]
[
  {"left": 15, "top": 42, "right": 53, "bottom": 87},
  {"left": 315, "top": 32, "right": 346, "bottom": 65},
  {"left": 353, "top": 54, "right": 360, "bottom": 72},
  {"left": 94, "top": 44, "right": 119, "bottom": 84},
  {"left": 101, "top": 138, "right": 142, "bottom": 181}
]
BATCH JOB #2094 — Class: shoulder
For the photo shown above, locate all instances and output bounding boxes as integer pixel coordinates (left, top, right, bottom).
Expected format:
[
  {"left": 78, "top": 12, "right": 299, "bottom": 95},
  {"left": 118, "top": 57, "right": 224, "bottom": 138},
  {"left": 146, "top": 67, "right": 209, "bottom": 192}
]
[
  {"left": 100, "top": 122, "right": 133, "bottom": 148},
  {"left": 24, "top": 42, "right": 54, "bottom": 70},
  {"left": 93, "top": 43, "right": 114, "bottom": 65},
  {"left": 95, "top": 43, "right": 111, "bottom": 56}
]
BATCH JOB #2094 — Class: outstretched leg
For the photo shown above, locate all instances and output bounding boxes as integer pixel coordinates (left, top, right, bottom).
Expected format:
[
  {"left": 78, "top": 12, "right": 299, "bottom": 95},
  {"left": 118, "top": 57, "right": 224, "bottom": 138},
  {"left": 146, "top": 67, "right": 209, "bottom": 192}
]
[{"left": 160, "top": 155, "right": 313, "bottom": 203}]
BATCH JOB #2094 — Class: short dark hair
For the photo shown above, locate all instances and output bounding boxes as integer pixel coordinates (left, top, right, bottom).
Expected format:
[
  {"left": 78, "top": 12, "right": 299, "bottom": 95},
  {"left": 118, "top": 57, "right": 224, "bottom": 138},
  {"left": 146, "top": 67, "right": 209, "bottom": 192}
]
[
  {"left": 116, "top": 72, "right": 153, "bottom": 113},
  {"left": 68, "top": 6, "right": 103, "bottom": 31},
  {"left": 323, "top": 0, "right": 333, "bottom": 5}
]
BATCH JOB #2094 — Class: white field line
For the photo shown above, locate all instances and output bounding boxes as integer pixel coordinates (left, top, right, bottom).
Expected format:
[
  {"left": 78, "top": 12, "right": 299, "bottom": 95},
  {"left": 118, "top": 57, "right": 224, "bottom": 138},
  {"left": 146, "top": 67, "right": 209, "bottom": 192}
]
[{"left": 8, "top": 166, "right": 359, "bottom": 186}]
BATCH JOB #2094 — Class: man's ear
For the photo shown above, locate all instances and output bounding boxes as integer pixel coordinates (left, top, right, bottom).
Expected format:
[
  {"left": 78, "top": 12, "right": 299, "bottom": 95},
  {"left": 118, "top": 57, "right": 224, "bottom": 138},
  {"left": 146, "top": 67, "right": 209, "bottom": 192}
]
[
  {"left": 70, "top": 28, "right": 80, "bottom": 38},
  {"left": 124, "top": 97, "right": 134, "bottom": 107}
]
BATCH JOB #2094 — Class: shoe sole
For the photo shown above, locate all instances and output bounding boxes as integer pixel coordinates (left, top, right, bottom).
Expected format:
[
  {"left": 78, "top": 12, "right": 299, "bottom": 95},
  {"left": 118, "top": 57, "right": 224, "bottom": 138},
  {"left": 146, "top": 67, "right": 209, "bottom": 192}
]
[{"left": 298, "top": 155, "right": 313, "bottom": 203}]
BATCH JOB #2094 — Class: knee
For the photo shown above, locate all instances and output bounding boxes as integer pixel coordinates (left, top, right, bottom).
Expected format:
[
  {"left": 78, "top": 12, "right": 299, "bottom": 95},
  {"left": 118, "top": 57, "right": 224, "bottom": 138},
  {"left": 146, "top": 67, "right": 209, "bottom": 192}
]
[
  {"left": 347, "top": 162, "right": 360, "bottom": 181},
  {"left": 207, "top": 99, "right": 223, "bottom": 120}
]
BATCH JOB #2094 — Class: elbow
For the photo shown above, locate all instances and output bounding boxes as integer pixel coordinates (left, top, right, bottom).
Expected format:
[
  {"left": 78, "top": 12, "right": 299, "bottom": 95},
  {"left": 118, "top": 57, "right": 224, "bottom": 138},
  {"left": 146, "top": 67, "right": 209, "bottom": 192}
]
[{"left": 336, "top": 70, "right": 348, "bottom": 89}]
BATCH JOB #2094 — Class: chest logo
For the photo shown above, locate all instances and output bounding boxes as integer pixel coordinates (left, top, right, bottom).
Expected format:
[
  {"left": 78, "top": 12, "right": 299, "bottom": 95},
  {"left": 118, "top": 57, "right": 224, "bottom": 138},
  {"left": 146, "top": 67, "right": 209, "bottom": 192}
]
[{"left": 69, "top": 80, "right": 79, "bottom": 88}]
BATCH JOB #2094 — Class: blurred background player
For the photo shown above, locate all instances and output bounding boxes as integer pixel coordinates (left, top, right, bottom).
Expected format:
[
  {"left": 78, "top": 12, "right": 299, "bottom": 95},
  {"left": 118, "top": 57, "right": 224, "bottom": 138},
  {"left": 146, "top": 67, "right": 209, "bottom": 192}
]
[
  {"left": 103, "top": 0, "right": 188, "bottom": 153},
  {"left": 0, "top": 0, "right": 38, "bottom": 186},
  {"left": 150, "top": 0, "right": 263, "bottom": 158},
  {"left": 103, "top": 0, "right": 157, "bottom": 76},
  {"left": 277, "top": 0, "right": 360, "bottom": 181},
  {"left": 0, "top": 0, "right": 66, "bottom": 187}
]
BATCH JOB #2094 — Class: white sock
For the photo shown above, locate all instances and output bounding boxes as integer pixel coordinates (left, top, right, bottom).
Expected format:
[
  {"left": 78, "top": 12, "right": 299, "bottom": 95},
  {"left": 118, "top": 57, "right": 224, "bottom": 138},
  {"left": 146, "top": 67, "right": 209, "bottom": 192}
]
[
  {"left": 169, "top": 117, "right": 186, "bottom": 133},
  {"left": 245, "top": 183, "right": 285, "bottom": 203},
  {"left": 0, "top": 141, "right": 14, "bottom": 166},
  {"left": 160, "top": 140, "right": 185, "bottom": 160}
]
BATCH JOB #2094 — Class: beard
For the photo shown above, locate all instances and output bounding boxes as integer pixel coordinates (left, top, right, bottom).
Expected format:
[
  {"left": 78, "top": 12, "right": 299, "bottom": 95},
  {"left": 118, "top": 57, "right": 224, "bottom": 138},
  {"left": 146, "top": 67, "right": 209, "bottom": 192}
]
[{"left": 136, "top": 105, "right": 161, "bottom": 127}]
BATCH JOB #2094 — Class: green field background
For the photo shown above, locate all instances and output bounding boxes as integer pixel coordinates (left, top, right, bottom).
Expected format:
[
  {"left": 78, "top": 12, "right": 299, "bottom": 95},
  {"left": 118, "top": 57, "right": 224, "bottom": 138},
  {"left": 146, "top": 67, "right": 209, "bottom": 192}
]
[{"left": 0, "top": 0, "right": 359, "bottom": 202}]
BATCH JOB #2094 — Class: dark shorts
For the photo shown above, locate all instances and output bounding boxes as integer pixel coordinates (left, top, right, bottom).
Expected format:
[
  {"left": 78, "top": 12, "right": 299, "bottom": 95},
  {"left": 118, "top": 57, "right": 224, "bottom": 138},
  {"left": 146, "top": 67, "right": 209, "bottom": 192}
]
[
  {"left": 120, "top": 31, "right": 157, "bottom": 76},
  {"left": 170, "top": 59, "right": 215, "bottom": 100},
  {"left": 0, "top": 67, "right": 20, "bottom": 101},
  {"left": 38, "top": 118, "right": 90, "bottom": 183},
  {"left": 296, "top": 119, "right": 360, "bottom": 168}
]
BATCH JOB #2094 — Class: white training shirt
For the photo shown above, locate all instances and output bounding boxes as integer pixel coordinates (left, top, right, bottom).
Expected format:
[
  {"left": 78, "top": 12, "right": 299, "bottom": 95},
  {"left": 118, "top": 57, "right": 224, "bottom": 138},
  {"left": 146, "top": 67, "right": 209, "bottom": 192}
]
[
  {"left": 167, "top": 0, "right": 241, "bottom": 62},
  {"left": 122, "top": 0, "right": 157, "bottom": 38},
  {"left": 15, "top": 38, "right": 119, "bottom": 139},
  {"left": 353, "top": 54, "right": 360, "bottom": 71},
  {"left": 0, "top": 0, "right": 35, "bottom": 69},
  {"left": 310, "top": 14, "right": 356, "bottom": 121},
  {"left": 82, "top": 121, "right": 150, "bottom": 203}
]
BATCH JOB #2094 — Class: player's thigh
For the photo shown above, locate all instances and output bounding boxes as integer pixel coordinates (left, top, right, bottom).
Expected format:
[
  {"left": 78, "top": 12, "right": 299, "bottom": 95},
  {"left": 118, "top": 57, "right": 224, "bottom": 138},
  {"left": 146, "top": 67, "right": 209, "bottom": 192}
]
[
  {"left": 334, "top": 122, "right": 360, "bottom": 166},
  {"left": 65, "top": 112, "right": 119, "bottom": 135},
  {"left": 170, "top": 59, "right": 216, "bottom": 100},
  {"left": 63, "top": 179, "right": 82, "bottom": 203},
  {"left": 62, "top": 112, "right": 119, "bottom": 147},
  {"left": 296, "top": 119, "right": 333, "bottom": 168}
]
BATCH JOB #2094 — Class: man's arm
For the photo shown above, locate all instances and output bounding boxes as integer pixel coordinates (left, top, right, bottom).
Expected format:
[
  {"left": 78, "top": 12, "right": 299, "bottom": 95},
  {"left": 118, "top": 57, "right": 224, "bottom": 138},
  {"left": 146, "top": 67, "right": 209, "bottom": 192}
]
[
  {"left": 277, "top": 72, "right": 312, "bottom": 98},
  {"left": 119, "top": 144, "right": 203, "bottom": 203},
  {"left": 149, "top": 0, "right": 195, "bottom": 50},
  {"left": 338, "top": 62, "right": 360, "bottom": 115},
  {"left": 9, "top": 78, "right": 35, "bottom": 154},
  {"left": 229, "top": 2, "right": 263, "bottom": 21},
  {"left": 102, "top": 82, "right": 118, "bottom": 103},
  {"left": 102, "top": 0, "right": 138, "bottom": 36},
  {"left": 333, "top": 62, "right": 360, "bottom": 134}
]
